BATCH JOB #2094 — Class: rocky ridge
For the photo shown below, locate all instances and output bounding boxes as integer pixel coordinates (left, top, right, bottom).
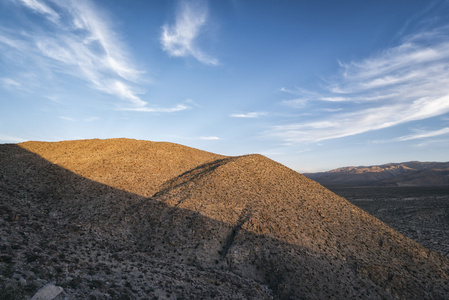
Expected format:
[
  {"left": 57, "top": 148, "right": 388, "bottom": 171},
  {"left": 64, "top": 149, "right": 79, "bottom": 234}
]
[
  {"left": 1, "top": 139, "right": 449, "bottom": 299},
  {"left": 305, "top": 161, "right": 449, "bottom": 187}
]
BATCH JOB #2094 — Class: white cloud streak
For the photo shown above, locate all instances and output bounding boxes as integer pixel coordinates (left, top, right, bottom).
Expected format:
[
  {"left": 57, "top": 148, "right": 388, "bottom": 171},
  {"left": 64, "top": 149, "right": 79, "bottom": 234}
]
[
  {"left": 396, "top": 127, "right": 449, "bottom": 141},
  {"left": 121, "top": 104, "right": 189, "bottom": 113},
  {"left": 0, "top": 34, "right": 27, "bottom": 50},
  {"left": 281, "top": 99, "right": 308, "bottom": 108},
  {"left": 1, "top": 0, "right": 165, "bottom": 109},
  {"left": 230, "top": 111, "right": 267, "bottom": 118},
  {"left": 0, "top": 134, "right": 27, "bottom": 143},
  {"left": 161, "top": 0, "right": 218, "bottom": 65},
  {"left": 0, "top": 77, "right": 21, "bottom": 88},
  {"left": 270, "top": 27, "right": 449, "bottom": 143},
  {"left": 59, "top": 116, "right": 75, "bottom": 121},
  {"left": 84, "top": 116, "right": 99, "bottom": 122},
  {"left": 19, "top": 0, "right": 60, "bottom": 23},
  {"left": 199, "top": 136, "right": 220, "bottom": 140}
]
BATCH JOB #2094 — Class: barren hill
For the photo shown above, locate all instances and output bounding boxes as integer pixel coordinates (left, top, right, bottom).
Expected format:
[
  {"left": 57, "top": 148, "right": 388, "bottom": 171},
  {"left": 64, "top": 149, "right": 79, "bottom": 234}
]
[
  {"left": 1, "top": 139, "right": 449, "bottom": 299},
  {"left": 305, "top": 161, "right": 449, "bottom": 187},
  {"left": 19, "top": 138, "right": 224, "bottom": 197}
]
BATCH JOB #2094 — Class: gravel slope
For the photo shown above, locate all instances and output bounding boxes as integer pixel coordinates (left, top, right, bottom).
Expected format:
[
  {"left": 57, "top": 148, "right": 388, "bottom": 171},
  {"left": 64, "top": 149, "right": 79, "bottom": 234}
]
[{"left": 1, "top": 139, "right": 448, "bottom": 299}]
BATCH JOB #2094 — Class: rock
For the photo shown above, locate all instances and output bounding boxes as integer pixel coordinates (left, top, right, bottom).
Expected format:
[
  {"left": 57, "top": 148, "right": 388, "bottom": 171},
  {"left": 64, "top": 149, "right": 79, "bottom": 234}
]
[
  {"left": 30, "top": 283, "right": 65, "bottom": 300},
  {"left": 12, "top": 272, "right": 26, "bottom": 285}
]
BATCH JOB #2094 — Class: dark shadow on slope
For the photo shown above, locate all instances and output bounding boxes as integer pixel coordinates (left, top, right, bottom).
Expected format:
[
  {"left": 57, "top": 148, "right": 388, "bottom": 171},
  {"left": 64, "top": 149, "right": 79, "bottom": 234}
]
[
  {"left": 1, "top": 144, "right": 448, "bottom": 300},
  {"left": 0, "top": 145, "right": 270, "bottom": 299},
  {"left": 123, "top": 154, "right": 449, "bottom": 300},
  {"left": 127, "top": 157, "right": 238, "bottom": 212}
]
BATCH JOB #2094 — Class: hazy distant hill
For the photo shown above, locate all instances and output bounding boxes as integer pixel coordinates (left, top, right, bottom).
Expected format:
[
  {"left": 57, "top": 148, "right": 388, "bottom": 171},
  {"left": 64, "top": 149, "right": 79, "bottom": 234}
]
[
  {"left": 1, "top": 139, "right": 448, "bottom": 299},
  {"left": 305, "top": 161, "right": 449, "bottom": 187}
]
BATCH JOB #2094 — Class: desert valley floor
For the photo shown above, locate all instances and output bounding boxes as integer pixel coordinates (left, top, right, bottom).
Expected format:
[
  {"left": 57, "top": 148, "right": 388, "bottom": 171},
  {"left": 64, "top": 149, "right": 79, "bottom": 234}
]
[{"left": 330, "top": 186, "right": 449, "bottom": 259}]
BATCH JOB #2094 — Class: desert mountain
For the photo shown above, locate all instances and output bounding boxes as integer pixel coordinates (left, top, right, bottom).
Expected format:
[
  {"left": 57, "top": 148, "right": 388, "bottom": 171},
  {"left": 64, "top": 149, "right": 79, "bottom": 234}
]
[
  {"left": 1, "top": 139, "right": 448, "bottom": 299},
  {"left": 19, "top": 138, "right": 224, "bottom": 197},
  {"left": 305, "top": 161, "right": 449, "bottom": 187}
]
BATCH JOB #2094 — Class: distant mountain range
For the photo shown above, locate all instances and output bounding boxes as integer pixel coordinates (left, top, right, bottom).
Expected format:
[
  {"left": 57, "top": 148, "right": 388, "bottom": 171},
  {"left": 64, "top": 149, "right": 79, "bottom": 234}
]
[{"left": 305, "top": 161, "right": 449, "bottom": 187}]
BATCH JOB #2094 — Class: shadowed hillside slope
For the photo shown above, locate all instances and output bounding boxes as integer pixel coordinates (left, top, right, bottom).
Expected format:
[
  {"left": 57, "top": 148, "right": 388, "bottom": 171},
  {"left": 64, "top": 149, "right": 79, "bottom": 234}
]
[
  {"left": 127, "top": 154, "right": 449, "bottom": 299},
  {"left": 2, "top": 139, "right": 449, "bottom": 299},
  {"left": 0, "top": 144, "right": 271, "bottom": 299}
]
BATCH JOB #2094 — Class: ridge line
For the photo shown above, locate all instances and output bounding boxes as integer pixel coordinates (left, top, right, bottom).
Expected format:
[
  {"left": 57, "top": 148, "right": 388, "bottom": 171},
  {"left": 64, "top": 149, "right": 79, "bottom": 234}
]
[{"left": 125, "top": 156, "right": 237, "bottom": 213}]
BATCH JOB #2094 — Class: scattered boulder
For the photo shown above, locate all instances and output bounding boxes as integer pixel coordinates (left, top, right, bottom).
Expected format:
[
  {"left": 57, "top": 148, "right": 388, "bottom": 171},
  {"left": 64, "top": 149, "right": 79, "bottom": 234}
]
[{"left": 30, "top": 283, "right": 64, "bottom": 300}]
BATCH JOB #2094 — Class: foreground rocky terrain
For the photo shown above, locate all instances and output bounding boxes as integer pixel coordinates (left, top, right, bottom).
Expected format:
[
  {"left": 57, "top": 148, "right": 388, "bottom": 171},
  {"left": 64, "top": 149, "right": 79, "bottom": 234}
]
[
  {"left": 331, "top": 187, "right": 449, "bottom": 258},
  {"left": 1, "top": 139, "right": 449, "bottom": 299},
  {"left": 305, "top": 161, "right": 449, "bottom": 187}
]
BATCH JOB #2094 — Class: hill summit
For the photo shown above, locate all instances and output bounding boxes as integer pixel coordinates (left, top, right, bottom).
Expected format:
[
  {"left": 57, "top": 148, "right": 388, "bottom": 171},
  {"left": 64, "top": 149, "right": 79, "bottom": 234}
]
[{"left": 1, "top": 138, "right": 448, "bottom": 299}]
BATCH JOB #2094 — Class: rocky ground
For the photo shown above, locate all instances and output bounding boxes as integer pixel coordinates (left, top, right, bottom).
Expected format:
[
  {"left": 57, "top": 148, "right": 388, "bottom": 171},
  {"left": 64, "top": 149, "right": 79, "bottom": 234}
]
[
  {"left": 0, "top": 143, "right": 270, "bottom": 299},
  {"left": 330, "top": 186, "right": 449, "bottom": 258},
  {"left": 1, "top": 139, "right": 449, "bottom": 299}
]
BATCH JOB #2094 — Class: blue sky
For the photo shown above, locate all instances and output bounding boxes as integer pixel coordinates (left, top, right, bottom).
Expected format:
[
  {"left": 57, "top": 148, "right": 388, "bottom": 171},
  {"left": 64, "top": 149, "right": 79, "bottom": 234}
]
[{"left": 1, "top": 0, "right": 449, "bottom": 172}]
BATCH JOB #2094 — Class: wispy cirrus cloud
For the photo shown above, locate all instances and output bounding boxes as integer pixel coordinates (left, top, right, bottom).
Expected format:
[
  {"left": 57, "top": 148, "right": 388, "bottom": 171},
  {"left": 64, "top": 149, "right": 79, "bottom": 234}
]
[
  {"left": 230, "top": 111, "right": 267, "bottom": 118},
  {"left": 269, "top": 26, "right": 449, "bottom": 143},
  {"left": 161, "top": 0, "right": 218, "bottom": 65},
  {"left": 0, "top": 0, "right": 180, "bottom": 110},
  {"left": 281, "top": 99, "right": 308, "bottom": 108},
  {"left": 18, "top": 0, "right": 60, "bottom": 23},
  {"left": 199, "top": 136, "right": 220, "bottom": 140},
  {"left": 395, "top": 127, "right": 449, "bottom": 141},
  {"left": 0, "top": 134, "right": 26, "bottom": 143},
  {"left": 0, "top": 77, "right": 21, "bottom": 89},
  {"left": 174, "top": 135, "right": 221, "bottom": 141},
  {"left": 121, "top": 103, "right": 189, "bottom": 113},
  {"left": 59, "top": 116, "right": 75, "bottom": 122},
  {"left": 0, "top": 33, "right": 28, "bottom": 50},
  {"left": 84, "top": 116, "right": 99, "bottom": 122}
]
